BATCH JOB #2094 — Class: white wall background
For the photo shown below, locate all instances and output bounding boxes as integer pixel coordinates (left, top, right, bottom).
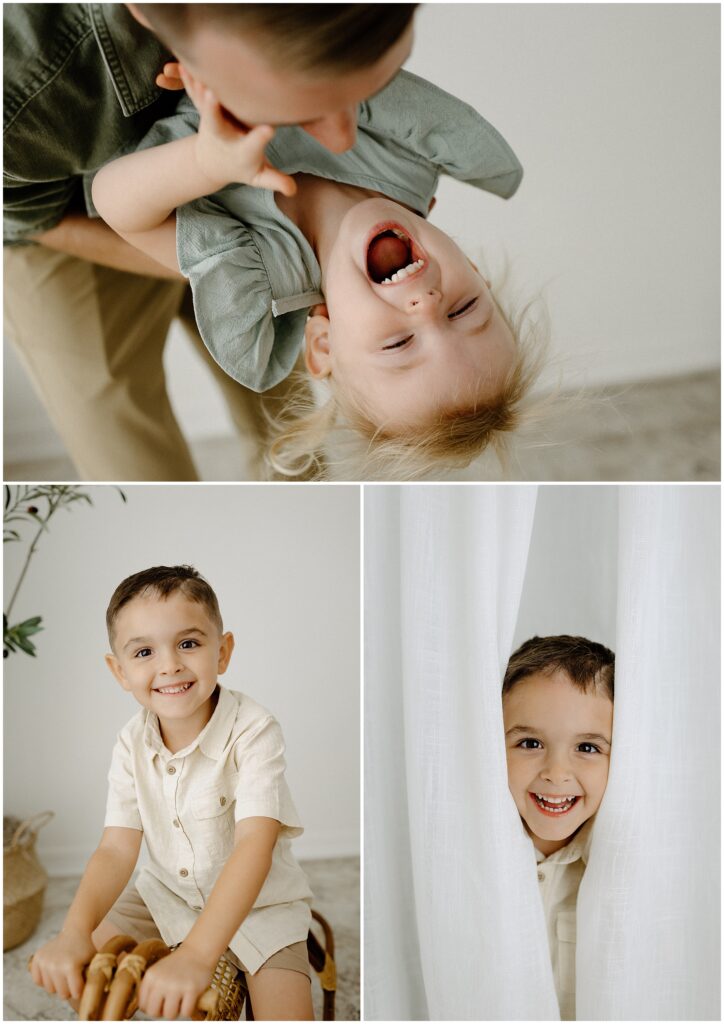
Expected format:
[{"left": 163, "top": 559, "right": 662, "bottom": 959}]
[
  {"left": 5, "top": 3, "right": 720, "bottom": 461},
  {"left": 3, "top": 485, "right": 360, "bottom": 873}
]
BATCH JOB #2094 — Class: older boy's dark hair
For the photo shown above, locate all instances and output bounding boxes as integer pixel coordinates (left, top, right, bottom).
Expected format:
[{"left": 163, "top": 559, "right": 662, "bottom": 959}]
[
  {"left": 137, "top": 4, "right": 418, "bottom": 74},
  {"left": 502, "top": 635, "right": 615, "bottom": 701},
  {"left": 106, "top": 565, "right": 223, "bottom": 646}
]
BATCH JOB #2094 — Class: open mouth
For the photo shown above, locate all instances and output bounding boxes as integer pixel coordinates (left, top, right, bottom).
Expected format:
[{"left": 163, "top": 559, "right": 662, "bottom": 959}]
[
  {"left": 529, "top": 792, "right": 580, "bottom": 816},
  {"left": 154, "top": 681, "right": 195, "bottom": 696},
  {"left": 365, "top": 222, "right": 426, "bottom": 285}
]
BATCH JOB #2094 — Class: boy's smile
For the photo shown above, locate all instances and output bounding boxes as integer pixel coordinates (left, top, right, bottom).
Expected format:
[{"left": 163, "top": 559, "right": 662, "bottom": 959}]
[
  {"left": 106, "top": 590, "right": 234, "bottom": 751},
  {"left": 503, "top": 669, "right": 613, "bottom": 857}
]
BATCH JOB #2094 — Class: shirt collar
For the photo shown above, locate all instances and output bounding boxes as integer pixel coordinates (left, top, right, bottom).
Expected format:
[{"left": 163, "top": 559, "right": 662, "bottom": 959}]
[
  {"left": 143, "top": 685, "right": 238, "bottom": 762},
  {"left": 87, "top": 4, "right": 171, "bottom": 117},
  {"left": 534, "top": 814, "right": 596, "bottom": 866}
]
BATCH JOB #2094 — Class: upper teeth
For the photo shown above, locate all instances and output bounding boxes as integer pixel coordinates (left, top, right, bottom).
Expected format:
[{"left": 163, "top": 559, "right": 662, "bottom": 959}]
[
  {"left": 535, "top": 794, "right": 576, "bottom": 803},
  {"left": 381, "top": 259, "right": 424, "bottom": 284},
  {"left": 156, "top": 682, "right": 192, "bottom": 694}
]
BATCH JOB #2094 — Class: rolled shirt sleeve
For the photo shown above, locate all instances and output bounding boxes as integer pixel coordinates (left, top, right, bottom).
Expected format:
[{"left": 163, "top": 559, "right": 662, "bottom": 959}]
[
  {"left": 232, "top": 715, "right": 303, "bottom": 838},
  {"left": 104, "top": 729, "right": 143, "bottom": 831}
]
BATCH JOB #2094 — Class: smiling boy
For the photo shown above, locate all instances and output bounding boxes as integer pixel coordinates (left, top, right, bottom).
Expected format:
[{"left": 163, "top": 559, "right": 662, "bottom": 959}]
[
  {"left": 30, "top": 565, "right": 314, "bottom": 1020},
  {"left": 502, "top": 635, "right": 615, "bottom": 1021}
]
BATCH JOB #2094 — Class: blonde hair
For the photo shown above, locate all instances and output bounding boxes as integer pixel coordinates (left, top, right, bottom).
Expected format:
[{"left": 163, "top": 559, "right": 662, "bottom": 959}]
[{"left": 263, "top": 254, "right": 550, "bottom": 481}]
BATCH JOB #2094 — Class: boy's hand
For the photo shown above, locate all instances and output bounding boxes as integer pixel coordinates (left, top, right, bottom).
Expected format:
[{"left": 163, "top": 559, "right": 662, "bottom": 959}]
[
  {"left": 138, "top": 945, "right": 215, "bottom": 1020},
  {"left": 179, "top": 65, "right": 297, "bottom": 198},
  {"left": 29, "top": 928, "right": 96, "bottom": 1001}
]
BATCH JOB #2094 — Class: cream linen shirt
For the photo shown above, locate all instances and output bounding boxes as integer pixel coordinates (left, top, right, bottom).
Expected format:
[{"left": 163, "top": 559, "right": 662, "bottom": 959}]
[
  {"left": 104, "top": 685, "right": 313, "bottom": 974},
  {"left": 534, "top": 816, "right": 595, "bottom": 1021}
]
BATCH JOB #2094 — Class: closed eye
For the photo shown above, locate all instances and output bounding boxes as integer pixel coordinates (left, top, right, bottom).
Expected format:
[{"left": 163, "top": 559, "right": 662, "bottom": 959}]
[
  {"left": 382, "top": 335, "right": 414, "bottom": 351},
  {"left": 448, "top": 297, "right": 478, "bottom": 319}
]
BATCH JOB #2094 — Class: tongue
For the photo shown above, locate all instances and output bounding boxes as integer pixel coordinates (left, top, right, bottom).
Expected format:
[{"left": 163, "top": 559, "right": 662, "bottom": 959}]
[{"left": 367, "top": 233, "right": 410, "bottom": 280}]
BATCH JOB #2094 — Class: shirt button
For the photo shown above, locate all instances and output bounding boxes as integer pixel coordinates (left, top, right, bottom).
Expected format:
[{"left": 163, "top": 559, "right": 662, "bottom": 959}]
[
  {"left": 537, "top": 870, "right": 545, "bottom": 882},
  {"left": 220, "top": 796, "right": 227, "bottom": 807},
  {"left": 173, "top": 819, "right": 180, "bottom": 828},
  {"left": 167, "top": 765, "right": 176, "bottom": 775},
  {"left": 179, "top": 868, "right": 188, "bottom": 878}
]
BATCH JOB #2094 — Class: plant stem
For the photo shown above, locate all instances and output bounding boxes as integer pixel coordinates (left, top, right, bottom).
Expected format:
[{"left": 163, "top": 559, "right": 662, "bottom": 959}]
[{"left": 5, "top": 499, "right": 57, "bottom": 620}]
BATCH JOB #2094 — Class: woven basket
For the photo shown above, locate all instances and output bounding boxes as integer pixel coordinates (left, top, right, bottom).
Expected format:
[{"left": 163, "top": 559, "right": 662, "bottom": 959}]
[{"left": 4, "top": 811, "right": 54, "bottom": 951}]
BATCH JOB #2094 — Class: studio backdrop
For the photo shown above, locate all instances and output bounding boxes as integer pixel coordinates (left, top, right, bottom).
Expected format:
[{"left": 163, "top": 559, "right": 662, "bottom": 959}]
[
  {"left": 364, "top": 485, "right": 720, "bottom": 1021},
  {"left": 4, "top": 484, "right": 360, "bottom": 871}
]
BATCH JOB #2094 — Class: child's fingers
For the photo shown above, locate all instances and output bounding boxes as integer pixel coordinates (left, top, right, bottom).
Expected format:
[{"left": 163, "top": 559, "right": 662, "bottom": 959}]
[
  {"left": 254, "top": 165, "right": 298, "bottom": 197},
  {"left": 181, "top": 990, "right": 200, "bottom": 1020},
  {"left": 156, "top": 62, "right": 185, "bottom": 91},
  {"left": 68, "top": 966, "right": 85, "bottom": 1002}
]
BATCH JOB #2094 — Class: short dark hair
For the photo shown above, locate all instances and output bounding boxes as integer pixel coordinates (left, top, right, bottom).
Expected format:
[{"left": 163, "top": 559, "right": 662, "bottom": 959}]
[
  {"left": 138, "top": 4, "right": 418, "bottom": 74},
  {"left": 106, "top": 565, "right": 223, "bottom": 646},
  {"left": 502, "top": 635, "right": 615, "bottom": 702}
]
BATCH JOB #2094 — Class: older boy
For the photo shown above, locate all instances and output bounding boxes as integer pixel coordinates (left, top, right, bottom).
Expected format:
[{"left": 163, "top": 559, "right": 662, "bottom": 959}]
[
  {"left": 30, "top": 565, "right": 314, "bottom": 1020},
  {"left": 4, "top": 4, "right": 416, "bottom": 480},
  {"left": 502, "top": 635, "right": 615, "bottom": 1021}
]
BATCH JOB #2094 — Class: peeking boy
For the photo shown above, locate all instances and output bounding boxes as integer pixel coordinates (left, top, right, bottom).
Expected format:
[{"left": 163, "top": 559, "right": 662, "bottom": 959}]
[
  {"left": 30, "top": 565, "right": 314, "bottom": 1020},
  {"left": 502, "top": 636, "right": 615, "bottom": 1022}
]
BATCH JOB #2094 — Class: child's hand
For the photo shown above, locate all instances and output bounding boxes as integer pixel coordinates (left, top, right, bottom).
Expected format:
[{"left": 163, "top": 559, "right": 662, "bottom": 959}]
[
  {"left": 179, "top": 65, "right": 297, "bottom": 198},
  {"left": 29, "top": 928, "right": 96, "bottom": 1001},
  {"left": 138, "top": 945, "right": 215, "bottom": 1020},
  {"left": 156, "top": 61, "right": 186, "bottom": 91}
]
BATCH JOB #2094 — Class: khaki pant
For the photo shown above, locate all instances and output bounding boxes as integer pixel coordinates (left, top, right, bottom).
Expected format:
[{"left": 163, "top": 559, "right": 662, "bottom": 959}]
[{"left": 4, "top": 245, "right": 273, "bottom": 481}]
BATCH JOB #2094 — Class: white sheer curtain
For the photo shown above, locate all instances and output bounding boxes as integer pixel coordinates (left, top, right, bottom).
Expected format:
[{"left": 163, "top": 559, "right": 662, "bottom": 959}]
[
  {"left": 364, "top": 485, "right": 720, "bottom": 1021},
  {"left": 576, "top": 486, "right": 720, "bottom": 1020}
]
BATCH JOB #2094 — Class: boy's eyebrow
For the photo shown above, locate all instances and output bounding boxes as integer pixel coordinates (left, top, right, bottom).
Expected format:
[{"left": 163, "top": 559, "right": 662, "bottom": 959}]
[
  {"left": 122, "top": 626, "right": 208, "bottom": 651},
  {"left": 505, "top": 725, "right": 612, "bottom": 747}
]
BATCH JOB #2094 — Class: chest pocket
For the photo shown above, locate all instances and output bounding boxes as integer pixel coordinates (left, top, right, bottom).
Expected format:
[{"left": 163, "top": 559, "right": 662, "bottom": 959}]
[
  {"left": 192, "top": 787, "right": 234, "bottom": 820},
  {"left": 555, "top": 910, "right": 577, "bottom": 999},
  {"left": 191, "top": 787, "right": 235, "bottom": 854}
]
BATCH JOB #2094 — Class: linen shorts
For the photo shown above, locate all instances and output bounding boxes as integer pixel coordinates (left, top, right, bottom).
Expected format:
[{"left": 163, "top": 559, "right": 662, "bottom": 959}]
[{"left": 105, "top": 884, "right": 311, "bottom": 979}]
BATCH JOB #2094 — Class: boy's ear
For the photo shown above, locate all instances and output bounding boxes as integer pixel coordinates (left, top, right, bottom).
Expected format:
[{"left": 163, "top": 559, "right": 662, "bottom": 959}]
[
  {"left": 125, "top": 4, "right": 152, "bottom": 29},
  {"left": 217, "top": 632, "right": 235, "bottom": 675},
  {"left": 105, "top": 653, "right": 131, "bottom": 692},
  {"left": 304, "top": 314, "right": 332, "bottom": 379}
]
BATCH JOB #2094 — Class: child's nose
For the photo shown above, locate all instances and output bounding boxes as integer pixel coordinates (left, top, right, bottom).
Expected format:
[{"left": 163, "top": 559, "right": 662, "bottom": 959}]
[
  {"left": 406, "top": 289, "right": 442, "bottom": 314},
  {"left": 541, "top": 756, "right": 573, "bottom": 783},
  {"left": 158, "top": 650, "right": 184, "bottom": 674}
]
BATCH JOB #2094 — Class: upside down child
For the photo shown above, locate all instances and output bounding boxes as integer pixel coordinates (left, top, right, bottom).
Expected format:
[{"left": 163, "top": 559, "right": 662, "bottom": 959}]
[{"left": 92, "top": 65, "right": 538, "bottom": 479}]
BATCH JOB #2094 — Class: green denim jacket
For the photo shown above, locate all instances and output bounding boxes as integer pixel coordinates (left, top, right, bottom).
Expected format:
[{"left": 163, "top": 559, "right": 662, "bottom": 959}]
[{"left": 3, "top": 3, "right": 177, "bottom": 242}]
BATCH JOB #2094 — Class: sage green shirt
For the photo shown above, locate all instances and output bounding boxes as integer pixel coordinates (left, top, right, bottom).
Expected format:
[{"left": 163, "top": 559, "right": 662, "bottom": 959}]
[
  {"left": 3, "top": 3, "right": 177, "bottom": 242},
  {"left": 134, "top": 70, "right": 524, "bottom": 391}
]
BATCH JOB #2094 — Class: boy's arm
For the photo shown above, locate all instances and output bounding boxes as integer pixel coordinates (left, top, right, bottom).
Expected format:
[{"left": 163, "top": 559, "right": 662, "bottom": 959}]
[
  {"left": 30, "top": 826, "right": 142, "bottom": 1001},
  {"left": 138, "top": 817, "right": 280, "bottom": 1021},
  {"left": 32, "top": 213, "right": 184, "bottom": 279}
]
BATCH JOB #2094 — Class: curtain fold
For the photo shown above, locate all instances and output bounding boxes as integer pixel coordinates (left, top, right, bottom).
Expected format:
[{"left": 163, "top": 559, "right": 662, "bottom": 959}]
[
  {"left": 365, "top": 485, "right": 561, "bottom": 1021},
  {"left": 576, "top": 485, "right": 720, "bottom": 1020}
]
